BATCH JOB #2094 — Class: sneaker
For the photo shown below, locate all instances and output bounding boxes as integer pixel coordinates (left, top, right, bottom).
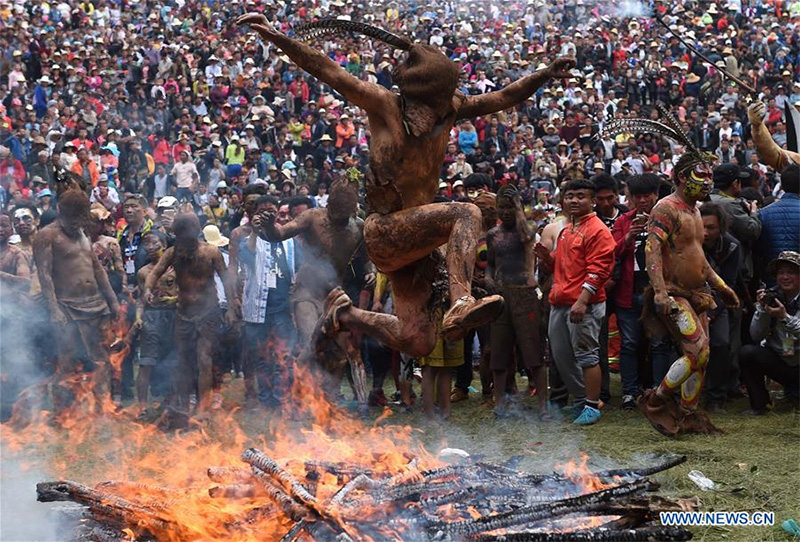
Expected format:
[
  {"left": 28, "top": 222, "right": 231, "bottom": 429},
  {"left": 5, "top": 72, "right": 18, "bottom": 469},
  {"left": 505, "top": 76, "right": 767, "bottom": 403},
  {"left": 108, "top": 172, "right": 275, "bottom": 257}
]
[
  {"left": 622, "top": 395, "right": 637, "bottom": 410},
  {"left": 573, "top": 405, "right": 602, "bottom": 425},
  {"left": 368, "top": 389, "right": 388, "bottom": 407},
  {"left": 441, "top": 295, "right": 504, "bottom": 341},
  {"left": 450, "top": 388, "right": 469, "bottom": 403}
]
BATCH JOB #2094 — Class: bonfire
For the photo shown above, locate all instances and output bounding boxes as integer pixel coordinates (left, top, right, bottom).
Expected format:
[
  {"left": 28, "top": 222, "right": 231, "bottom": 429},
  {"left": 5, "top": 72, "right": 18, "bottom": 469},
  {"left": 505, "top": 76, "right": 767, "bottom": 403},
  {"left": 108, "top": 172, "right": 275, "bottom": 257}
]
[{"left": 3, "top": 356, "right": 697, "bottom": 541}]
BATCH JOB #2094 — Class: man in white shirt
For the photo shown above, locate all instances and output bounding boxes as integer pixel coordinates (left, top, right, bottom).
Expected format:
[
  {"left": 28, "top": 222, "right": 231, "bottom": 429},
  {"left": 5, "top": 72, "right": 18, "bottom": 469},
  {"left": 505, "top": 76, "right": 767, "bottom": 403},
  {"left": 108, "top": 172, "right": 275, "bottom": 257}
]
[{"left": 170, "top": 150, "right": 199, "bottom": 202}]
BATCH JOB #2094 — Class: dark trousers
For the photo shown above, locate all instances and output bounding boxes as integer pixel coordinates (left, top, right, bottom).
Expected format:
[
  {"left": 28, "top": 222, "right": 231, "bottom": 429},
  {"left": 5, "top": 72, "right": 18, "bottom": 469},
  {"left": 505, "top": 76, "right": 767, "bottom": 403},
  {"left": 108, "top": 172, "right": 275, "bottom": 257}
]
[
  {"left": 363, "top": 336, "right": 392, "bottom": 390},
  {"left": 616, "top": 294, "right": 673, "bottom": 397},
  {"left": 740, "top": 345, "right": 800, "bottom": 411},
  {"left": 243, "top": 313, "right": 296, "bottom": 407},
  {"left": 455, "top": 325, "right": 490, "bottom": 392},
  {"left": 705, "top": 310, "right": 731, "bottom": 404}
]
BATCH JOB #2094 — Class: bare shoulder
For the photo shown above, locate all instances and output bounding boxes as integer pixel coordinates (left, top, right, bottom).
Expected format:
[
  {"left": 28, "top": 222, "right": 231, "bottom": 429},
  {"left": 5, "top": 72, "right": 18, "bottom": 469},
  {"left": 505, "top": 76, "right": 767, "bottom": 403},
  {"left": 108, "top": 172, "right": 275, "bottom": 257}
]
[{"left": 33, "top": 224, "right": 60, "bottom": 247}]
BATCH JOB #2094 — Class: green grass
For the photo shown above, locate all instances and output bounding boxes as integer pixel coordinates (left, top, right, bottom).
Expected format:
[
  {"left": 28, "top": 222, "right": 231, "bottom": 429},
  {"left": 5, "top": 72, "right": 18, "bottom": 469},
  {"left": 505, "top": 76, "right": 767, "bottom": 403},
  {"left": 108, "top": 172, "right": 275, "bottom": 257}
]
[{"left": 4, "top": 372, "right": 798, "bottom": 542}]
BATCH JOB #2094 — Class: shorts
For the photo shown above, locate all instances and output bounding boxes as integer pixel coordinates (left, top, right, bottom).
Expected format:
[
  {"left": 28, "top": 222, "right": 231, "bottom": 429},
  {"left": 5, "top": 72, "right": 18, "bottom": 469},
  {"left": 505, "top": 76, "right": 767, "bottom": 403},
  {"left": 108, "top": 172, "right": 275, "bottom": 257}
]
[
  {"left": 490, "top": 286, "right": 542, "bottom": 371},
  {"left": 139, "top": 308, "right": 176, "bottom": 367}
]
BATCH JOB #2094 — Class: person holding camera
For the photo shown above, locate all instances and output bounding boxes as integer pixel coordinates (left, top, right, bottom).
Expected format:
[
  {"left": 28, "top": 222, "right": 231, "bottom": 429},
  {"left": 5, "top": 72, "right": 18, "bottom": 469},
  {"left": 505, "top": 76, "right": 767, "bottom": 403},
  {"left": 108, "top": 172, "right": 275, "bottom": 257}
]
[{"left": 740, "top": 251, "right": 800, "bottom": 414}]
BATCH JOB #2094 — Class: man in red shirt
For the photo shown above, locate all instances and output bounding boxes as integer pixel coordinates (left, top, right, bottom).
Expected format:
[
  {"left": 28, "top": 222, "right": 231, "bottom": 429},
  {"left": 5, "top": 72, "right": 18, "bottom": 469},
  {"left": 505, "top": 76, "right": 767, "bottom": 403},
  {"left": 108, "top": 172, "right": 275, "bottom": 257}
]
[{"left": 535, "top": 179, "right": 616, "bottom": 425}]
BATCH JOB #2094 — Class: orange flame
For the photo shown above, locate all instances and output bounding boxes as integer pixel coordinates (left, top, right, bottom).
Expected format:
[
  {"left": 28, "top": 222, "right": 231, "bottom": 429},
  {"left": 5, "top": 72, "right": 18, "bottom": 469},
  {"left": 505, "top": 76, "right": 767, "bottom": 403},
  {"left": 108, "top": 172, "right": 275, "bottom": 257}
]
[{"left": 1, "top": 340, "right": 440, "bottom": 541}]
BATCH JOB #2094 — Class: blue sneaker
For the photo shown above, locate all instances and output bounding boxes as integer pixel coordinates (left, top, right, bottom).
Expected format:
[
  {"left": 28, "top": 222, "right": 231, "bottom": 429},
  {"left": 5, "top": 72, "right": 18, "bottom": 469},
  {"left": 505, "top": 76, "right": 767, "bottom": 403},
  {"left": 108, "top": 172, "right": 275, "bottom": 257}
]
[{"left": 573, "top": 405, "right": 602, "bottom": 425}]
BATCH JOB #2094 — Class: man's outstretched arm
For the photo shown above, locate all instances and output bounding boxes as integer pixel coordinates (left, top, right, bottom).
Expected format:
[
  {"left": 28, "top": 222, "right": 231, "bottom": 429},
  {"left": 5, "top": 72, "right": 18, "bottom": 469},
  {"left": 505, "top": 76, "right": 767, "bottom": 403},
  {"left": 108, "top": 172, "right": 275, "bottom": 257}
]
[
  {"left": 238, "top": 14, "right": 393, "bottom": 115},
  {"left": 259, "top": 210, "right": 311, "bottom": 243},
  {"left": 457, "top": 57, "right": 575, "bottom": 120}
]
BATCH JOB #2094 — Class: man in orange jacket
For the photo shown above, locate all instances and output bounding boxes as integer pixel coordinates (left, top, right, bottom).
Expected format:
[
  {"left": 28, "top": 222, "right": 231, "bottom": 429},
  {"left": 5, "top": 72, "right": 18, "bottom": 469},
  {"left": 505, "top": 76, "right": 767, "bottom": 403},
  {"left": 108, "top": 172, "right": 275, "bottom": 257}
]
[
  {"left": 71, "top": 146, "right": 100, "bottom": 187},
  {"left": 535, "top": 179, "right": 616, "bottom": 425}
]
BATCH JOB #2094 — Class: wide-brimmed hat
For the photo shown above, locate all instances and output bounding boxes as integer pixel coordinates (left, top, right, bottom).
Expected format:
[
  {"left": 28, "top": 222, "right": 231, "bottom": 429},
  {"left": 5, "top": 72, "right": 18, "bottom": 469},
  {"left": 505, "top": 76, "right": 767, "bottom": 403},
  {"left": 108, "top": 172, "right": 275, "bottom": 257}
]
[
  {"left": 90, "top": 203, "right": 111, "bottom": 221},
  {"left": 203, "top": 225, "right": 229, "bottom": 247},
  {"left": 768, "top": 251, "right": 800, "bottom": 274}
]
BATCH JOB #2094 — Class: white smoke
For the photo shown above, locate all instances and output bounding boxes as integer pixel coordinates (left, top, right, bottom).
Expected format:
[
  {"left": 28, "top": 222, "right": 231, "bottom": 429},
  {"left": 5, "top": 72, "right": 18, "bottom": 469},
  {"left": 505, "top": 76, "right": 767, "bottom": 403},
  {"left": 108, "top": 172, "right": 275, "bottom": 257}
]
[
  {"left": 0, "top": 455, "right": 62, "bottom": 542},
  {"left": 607, "top": 0, "right": 652, "bottom": 19}
]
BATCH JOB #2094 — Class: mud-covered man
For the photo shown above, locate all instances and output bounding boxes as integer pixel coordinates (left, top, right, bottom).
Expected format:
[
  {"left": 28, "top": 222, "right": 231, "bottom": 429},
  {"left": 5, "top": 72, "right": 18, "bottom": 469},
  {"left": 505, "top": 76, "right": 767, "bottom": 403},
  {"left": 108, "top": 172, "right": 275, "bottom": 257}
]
[
  {"left": 238, "top": 14, "right": 573, "bottom": 357},
  {"left": 33, "top": 191, "right": 119, "bottom": 413},
  {"left": 258, "top": 176, "right": 374, "bottom": 346},
  {"left": 143, "top": 213, "right": 236, "bottom": 412},
  {"left": 486, "top": 185, "right": 546, "bottom": 417},
  {"left": 258, "top": 177, "right": 373, "bottom": 397}
]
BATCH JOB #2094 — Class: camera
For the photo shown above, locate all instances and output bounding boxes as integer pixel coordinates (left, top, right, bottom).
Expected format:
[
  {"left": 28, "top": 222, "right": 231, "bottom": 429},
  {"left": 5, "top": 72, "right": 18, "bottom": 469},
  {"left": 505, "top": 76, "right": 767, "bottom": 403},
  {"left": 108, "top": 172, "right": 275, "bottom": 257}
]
[{"left": 762, "top": 287, "right": 781, "bottom": 308}]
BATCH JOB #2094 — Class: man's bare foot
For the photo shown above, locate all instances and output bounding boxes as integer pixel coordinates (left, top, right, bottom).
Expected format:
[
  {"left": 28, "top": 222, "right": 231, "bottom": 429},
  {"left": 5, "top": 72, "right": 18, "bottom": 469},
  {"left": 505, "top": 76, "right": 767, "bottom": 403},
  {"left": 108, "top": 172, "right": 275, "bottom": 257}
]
[
  {"left": 441, "top": 295, "right": 504, "bottom": 341},
  {"left": 321, "top": 287, "right": 353, "bottom": 336}
]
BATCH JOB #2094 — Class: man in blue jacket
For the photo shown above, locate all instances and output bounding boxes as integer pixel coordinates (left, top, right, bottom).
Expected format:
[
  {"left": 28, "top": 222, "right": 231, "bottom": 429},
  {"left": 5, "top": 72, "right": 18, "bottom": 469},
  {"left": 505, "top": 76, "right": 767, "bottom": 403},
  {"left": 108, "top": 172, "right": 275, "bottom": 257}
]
[{"left": 758, "top": 164, "right": 800, "bottom": 279}]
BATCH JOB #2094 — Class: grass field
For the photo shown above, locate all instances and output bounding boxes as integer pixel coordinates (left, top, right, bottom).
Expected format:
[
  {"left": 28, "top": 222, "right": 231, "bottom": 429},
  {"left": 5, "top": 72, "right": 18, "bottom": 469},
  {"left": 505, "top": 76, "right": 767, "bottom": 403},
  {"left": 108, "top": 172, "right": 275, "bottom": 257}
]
[{"left": 2, "top": 372, "right": 798, "bottom": 542}]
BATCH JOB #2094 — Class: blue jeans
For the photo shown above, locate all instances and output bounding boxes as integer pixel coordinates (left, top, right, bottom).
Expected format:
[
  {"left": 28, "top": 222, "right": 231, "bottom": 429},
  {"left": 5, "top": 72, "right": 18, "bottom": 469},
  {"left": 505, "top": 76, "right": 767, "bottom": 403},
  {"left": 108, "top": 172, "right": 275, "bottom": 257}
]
[
  {"left": 243, "top": 313, "right": 296, "bottom": 407},
  {"left": 616, "top": 294, "right": 673, "bottom": 395},
  {"left": 176, "top": 187, "right": 193, "bottom": 202}
]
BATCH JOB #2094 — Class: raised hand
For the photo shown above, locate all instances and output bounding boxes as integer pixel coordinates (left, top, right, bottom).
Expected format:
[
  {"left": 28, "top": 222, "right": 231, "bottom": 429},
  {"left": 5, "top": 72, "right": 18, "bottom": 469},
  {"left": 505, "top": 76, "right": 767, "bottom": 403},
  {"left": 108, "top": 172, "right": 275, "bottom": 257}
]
[
  {"left": 747, "top": 101, "right": 766, "bottom": 126},
  {"left": 546, "top": 56, "right": 577, "bottom": 79},
  {"left": 236, "top": 13, "right": 278, "bottom": 39}
]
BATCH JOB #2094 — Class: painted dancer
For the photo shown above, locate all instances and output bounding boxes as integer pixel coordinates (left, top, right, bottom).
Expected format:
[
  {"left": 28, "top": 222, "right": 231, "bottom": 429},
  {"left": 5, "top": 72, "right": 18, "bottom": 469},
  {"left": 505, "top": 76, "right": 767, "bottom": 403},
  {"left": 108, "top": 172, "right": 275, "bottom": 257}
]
[
  {"left": 238, "top": 14, "right": 574, "bottom": 357},
  {"left": 600, "top": 105, "right": 740, "bottom": 436}
]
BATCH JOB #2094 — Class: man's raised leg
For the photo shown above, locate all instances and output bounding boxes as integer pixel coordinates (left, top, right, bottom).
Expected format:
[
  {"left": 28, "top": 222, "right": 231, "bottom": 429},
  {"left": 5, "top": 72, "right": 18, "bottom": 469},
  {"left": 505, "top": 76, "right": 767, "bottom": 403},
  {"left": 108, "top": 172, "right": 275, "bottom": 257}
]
[{"left": 362, "top": 204, "right": 504, "bottom": 342}]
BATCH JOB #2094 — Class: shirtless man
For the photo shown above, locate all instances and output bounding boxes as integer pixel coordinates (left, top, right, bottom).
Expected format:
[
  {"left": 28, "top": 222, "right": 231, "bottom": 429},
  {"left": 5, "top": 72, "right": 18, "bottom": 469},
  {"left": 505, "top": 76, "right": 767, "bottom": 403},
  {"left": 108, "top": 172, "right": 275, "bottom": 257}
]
[
  {"left": 143, "top": 213, "right": 236, "bottom": 411},
  {"left": 134, "top": 230, "right": 178, "bottom": 417},
  {"left": 640, "top": 156, "right": 740, "bottom": 436},
  {"left": 258, "top": 177, "right": 373, "bottom": 399},
  {"left": 487, "top": 186, "right": 546, "bottom": 417},
  {"left": 258, "top": 177, "right": 374, "bottom": 345},
  {"left": 33, "top": 191, "right": 120, "bottom": 414},
  {"left": 238, "top": 14, "right": 573, "bottom": 357}
]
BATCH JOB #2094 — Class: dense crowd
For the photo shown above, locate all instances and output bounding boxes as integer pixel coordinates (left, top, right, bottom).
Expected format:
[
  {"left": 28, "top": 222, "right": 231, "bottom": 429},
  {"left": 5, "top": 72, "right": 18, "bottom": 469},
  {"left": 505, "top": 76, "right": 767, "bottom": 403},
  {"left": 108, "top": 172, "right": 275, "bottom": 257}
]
[{"left": 0, "top": 0, "right": 798, "bottom": 425}]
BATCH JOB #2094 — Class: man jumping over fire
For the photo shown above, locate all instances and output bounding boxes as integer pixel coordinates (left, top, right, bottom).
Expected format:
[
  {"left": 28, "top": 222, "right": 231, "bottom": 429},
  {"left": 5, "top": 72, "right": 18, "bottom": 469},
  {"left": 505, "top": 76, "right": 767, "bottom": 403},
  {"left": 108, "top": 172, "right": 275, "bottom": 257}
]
[
  {"left": 237, "top": 14, "right": 574, "bottom": 357},
  {"left": 600, "top": 105, "right": 739, "bottom": 436}
]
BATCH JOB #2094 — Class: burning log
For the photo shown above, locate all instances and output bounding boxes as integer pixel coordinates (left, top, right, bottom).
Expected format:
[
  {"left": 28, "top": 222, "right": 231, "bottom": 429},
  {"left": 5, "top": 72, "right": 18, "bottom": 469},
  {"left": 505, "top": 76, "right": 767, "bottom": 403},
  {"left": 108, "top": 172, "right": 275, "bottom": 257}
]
[
  {"left": 36, "top": 481, "right": 177, "bottom": 537},
  {"left": 242, "top": 448, "right": 320, "bottom": 511},
  {"left": 207, "top": 466, "right": 255, "bottom": 484},
  {"left": 595, "top": 455, "right": 687, "bottom": 480},
  {"left": 425, "top": 479, "right": 655, "bottom": 536},
  {"left": 208, "top": 483, "right": 258, "bottom": 499}
]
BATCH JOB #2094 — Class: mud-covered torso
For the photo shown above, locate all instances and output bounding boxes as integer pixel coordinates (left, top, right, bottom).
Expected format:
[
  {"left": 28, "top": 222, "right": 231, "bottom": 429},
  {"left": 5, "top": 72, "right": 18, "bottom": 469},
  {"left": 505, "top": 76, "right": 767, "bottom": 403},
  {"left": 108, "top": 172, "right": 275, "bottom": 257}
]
[
  {"left": 650, "top": 195, "right": 710, "bottom": 291},
  {"left": 300, "top": 211, "right": 365, "bottom": 289},
  {"left": 365, "top": 94, "right": 462, "bottom": 214},
  {"left": 172, "top": 243, "right": 220, "bottom": 319}
]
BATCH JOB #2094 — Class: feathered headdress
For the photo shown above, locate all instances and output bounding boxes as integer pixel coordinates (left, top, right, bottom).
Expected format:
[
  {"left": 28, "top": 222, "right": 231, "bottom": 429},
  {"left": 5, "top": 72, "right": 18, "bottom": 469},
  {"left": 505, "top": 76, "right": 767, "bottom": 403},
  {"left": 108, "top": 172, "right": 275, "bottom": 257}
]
[
  {"left": 596, "top": 103, "right": 715, "bottom": 177},
  {"left": 294, "top": 19, "right": 412, "bottom": 51}
]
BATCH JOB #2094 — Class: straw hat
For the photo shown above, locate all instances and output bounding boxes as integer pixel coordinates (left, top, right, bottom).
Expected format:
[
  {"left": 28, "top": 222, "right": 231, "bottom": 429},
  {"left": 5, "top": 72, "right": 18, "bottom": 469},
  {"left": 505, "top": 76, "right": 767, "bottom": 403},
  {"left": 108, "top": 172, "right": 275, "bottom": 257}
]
[{"left": 203, "top": 225, "right": 229, "bottom": 247}]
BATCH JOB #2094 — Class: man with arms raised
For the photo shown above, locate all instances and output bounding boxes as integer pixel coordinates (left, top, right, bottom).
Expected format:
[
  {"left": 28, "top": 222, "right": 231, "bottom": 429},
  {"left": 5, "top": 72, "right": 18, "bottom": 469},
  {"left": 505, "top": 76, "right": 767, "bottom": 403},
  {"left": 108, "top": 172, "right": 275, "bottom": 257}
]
[{"left": 238, "top": 13, "right": 574, "bottom": 357}]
